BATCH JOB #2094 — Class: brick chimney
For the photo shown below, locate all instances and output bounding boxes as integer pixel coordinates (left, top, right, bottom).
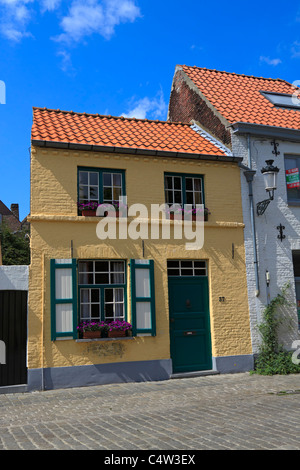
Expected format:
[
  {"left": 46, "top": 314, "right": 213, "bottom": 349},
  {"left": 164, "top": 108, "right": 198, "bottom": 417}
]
[{"left": 10, "top": 203, "right": 19, "bottom": 220}]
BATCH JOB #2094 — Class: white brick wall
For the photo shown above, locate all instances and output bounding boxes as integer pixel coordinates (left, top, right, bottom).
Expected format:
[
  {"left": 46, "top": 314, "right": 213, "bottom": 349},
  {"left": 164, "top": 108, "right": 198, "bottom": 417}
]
[
  {"left": 232, "top": 132, "right": 300, "bottom": 352},
  {"left": 0, "top": 266, "right": 29, "bottom": 291}
]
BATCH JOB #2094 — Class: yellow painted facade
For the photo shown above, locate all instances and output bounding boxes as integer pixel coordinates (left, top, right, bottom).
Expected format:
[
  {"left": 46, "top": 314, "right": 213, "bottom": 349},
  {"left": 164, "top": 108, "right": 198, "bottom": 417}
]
[{"left": 28, "top": 145, "right": 253, "bottom": 380}]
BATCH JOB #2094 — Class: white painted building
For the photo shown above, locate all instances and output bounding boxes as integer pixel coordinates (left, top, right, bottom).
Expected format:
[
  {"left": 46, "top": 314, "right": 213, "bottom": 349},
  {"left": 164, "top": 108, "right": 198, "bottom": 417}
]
[{"left": 168, "top": 65, "right": 300, "bottom": 354}]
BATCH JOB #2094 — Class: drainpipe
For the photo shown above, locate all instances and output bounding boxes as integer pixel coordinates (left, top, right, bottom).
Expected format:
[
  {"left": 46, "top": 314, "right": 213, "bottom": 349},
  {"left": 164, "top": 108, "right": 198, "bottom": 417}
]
[{"left": 239, "top": 134, "right": 260, "bottom": 297}]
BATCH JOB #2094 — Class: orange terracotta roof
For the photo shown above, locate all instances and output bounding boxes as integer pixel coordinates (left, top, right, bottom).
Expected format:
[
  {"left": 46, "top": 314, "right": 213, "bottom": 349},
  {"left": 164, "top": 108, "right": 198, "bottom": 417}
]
[
  {"left": 179, "top": 65, "right": 300, "bottom": 130},
  {"left": 31, "top": 107, "right": 229, "bottom": 157}
]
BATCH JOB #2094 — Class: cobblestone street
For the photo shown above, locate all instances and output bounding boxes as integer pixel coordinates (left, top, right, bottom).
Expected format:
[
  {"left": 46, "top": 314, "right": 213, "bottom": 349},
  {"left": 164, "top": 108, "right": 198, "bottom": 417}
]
[{"left": 0, "top": 372, "right": 300, "bottom": 451}]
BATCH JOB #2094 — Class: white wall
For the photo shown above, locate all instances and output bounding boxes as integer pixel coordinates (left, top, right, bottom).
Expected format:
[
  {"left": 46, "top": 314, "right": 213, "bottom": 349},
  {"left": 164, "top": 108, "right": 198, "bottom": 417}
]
[
  {"left": 0, "top": 266, "right": 29, "bottom": 291},
  {"left": 232, "top": 133, "right": 300, "bottom": 352}
]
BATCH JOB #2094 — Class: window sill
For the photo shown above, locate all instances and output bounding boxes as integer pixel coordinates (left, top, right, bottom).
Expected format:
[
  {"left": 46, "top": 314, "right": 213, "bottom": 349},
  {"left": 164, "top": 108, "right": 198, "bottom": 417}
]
[
  {"left": 76, "top": 337, "right": 135, "bottom": 343},
  {"left": 287, "top": 201, "right": 300, "bottom": 207}
]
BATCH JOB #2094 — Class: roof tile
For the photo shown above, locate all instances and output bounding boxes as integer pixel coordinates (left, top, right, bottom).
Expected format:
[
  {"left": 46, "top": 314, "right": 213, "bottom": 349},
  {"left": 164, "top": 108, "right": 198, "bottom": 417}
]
[
  {"left": 31, "top": 107, "right": 228, "bottom": 157},
  {"left": 180, "top": 65, "right": 300, "bottom": 129}
]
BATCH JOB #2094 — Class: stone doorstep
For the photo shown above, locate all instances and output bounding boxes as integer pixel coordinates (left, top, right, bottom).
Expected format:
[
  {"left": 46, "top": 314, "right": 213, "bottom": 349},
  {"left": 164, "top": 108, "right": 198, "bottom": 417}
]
[
  {"left": 0, "top": 384, "right": 28, "bottom": 395},
  {"left": 171, "top": 370, "right": 220, "bottom": 379}
]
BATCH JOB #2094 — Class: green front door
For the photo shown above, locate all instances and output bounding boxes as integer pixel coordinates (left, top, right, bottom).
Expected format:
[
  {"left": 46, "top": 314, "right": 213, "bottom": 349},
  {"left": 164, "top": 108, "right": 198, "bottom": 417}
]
[{"left": 168, "top": 276, "right": 212, "bottom": 373}]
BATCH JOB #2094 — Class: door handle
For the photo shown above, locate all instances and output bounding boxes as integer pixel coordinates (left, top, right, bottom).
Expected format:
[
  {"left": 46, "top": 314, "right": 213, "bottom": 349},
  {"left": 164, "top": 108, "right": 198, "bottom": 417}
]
[{"left": 170, "top": 318, "right": 175, "bottom": 323}]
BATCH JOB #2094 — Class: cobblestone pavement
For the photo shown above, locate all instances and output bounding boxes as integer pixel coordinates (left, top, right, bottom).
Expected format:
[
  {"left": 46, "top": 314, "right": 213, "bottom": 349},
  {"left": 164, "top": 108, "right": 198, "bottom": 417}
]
[{"left": 0, "top": 372, "right": 300, "bottom": 451}]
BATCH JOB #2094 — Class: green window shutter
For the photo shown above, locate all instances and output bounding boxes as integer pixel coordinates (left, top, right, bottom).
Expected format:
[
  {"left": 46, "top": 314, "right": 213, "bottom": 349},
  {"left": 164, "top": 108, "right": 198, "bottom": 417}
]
[
  {"left": 130, "top": 259, "right": 156, "bottom": 336},
  {"left": 50, "top": 259, "right": 77, "bottom": 340}
]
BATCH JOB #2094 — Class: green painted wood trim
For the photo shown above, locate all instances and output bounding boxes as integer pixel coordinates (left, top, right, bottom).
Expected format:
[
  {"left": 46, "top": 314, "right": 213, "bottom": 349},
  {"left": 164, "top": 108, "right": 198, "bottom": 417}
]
[{"left": 130, "top": 259, "right": 156, "bottom": 337}]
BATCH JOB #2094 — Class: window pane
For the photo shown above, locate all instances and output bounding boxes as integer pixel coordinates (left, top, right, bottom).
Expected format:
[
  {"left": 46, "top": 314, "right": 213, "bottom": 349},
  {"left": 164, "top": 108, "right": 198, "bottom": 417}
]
[
  {"left": 165, "top": 190, "right": 173, "bottom": 204},
  {"left": 80, "top": 303, "right": 90, "bottom": 318},
  {"left": 105, "top": 288, "right": 113, "bottom": 303},
  {"left": 79, "top": 171, "right": 88, "bottom": 184},
  {"left": 111, "top": 273, "right": 124, "bottom": 284},
  {"left": 167, "top": 269, "right": 180, "bottom": 276},
  {"left": 194, "top": 192, "right": 202, "bottom": 205},
  {"left": 113, "top": 173, "right": 122, "bottom": 186},
  {"left": 115, "top": 303, "right": 124, "bottom": 317},
  {"left": 136, "top": 302, "right": 151, "bottom": 329},
  {"left": 79, "top": 185, "right": 88, "bottom": 200},
  {"left": 79, "top": 272, "right": 93, "bottom": 285},
  {"left": 165, "top": 176, "right": 173, "bottom": 190},
  {"left": 194, "top": 261, "right": 206, "bottom": 268},
  {"left": 195, "top": 269, "right": 206, "bottom": 276},
  {"left": 113, "top": 187, "right": 121, "bottom": 201},
  {"left": 111, "top": 261, "right": 124, "bottom": 272},
  {"left": 194, "top": 178, "right": 201, "bottom": 191},
  {"left": 174, "top": 177, "right": 181, "bottom": 190},
  {"left": 114, "top": 288, "right": 124, "bottom": 302},
  {"left": 293, "top": 252, "right": 300, "bottom": 277},
  {"left": 103, "top": 173, "right": 112, "bottom": 186},
  {"left": 91, "top": 303, "right": 100, "bottom": 318},
  {"left": 55, "top": 268, "right": 72, "bottom": 299},
  {"left": 174, "top": 191, "right": 182, "bottom": 203},
  {"left": 181, "top": 269, "right": 193, "bottom": 276},
  {"left": 89, "top": 186, "right": 98, "bottom": 199},
  {"left": 81, "top": 289, "right": 90, "bottom": 303},
  {"left": 95, "top": 273, "right": 109, "bottom": 284},
  {"left": 186, "top": 192, "right": 193, "bottom": 204},
  {"left": 79, "top": 261, "right": 94, "bottom": 272},
  {"left": 105, "top": 303, "right": 114, "bottom": 318},
  {"left": 95, "top": 261, "right": 109, "bottom": 272},
  {"left": 167, "top": 261, "right": 180, "bottom": 268},
  {"left": 56, "top": 304, "right": 73, "bottom": 333},
  {"left": 185, "top": 178, "right": 193, "bottom": 190},
  {"left": 89, "top": 172, "right": 99, "bottom": 185},
  {"left": 136, "top": 269, "right": 150, "bottom": 298},
  {"left": 103, "top": 187, "right": 112, "bottom": 201},
  {"left": 181, "top": 261, "right": 193, "bottom": 268},
  {"left": 91, "top": 289, "right": 100, "bottom": 302}
]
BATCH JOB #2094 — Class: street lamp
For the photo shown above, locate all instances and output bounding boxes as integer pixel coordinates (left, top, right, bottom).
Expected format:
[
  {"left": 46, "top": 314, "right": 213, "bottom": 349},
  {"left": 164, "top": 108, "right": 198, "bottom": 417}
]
[{"left": 257, "top": 160, "right": 280, "bottom": 216}]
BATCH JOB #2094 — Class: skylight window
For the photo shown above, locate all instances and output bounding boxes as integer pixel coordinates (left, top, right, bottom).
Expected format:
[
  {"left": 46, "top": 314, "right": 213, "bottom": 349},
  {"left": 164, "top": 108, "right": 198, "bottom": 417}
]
[{"left": 261, "top": 91, "right": 300, "bottom": 110}]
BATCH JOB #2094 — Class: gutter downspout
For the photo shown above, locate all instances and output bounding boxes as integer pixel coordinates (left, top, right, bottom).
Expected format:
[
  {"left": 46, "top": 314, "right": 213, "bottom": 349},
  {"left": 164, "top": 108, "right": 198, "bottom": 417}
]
[{"left": 240, "top": 134, "right": 260, "bottom": 297}]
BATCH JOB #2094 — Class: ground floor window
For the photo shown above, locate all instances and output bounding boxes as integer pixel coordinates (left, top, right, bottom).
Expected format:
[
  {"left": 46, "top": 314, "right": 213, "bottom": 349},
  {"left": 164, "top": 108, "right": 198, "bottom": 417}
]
[
  {"left": 50, "top": 258, "right": 157, "bottom": 340},
  {"left": 78, "top": 260, "right": 126, "bottom": 323},
  {"left": 292, "top": 251, "right": 300, "bottom": 329}
]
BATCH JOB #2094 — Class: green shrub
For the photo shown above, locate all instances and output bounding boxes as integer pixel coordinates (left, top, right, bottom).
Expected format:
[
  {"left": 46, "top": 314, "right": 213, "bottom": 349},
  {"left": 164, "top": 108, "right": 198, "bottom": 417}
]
[{"left": 252, "top": 283, "right": 300, "bottom": 375}]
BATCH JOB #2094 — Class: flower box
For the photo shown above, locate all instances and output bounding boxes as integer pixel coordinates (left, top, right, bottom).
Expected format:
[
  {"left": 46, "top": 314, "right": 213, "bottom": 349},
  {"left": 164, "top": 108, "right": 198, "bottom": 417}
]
[
  {"left": 82, "top": 209, "right": 97, "bottom": 217},
  {"left": 83, "top": 330, "right": 101, "bottom": 339},
  {"left": 107, "top": 330, "right": 127, "bottom": 338}
]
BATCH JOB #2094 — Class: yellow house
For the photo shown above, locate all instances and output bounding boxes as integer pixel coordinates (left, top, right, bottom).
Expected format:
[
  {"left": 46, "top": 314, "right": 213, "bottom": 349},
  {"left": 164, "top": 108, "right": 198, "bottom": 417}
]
[{"left": 27, "top": 107, "right": 253, "bottom": 391}]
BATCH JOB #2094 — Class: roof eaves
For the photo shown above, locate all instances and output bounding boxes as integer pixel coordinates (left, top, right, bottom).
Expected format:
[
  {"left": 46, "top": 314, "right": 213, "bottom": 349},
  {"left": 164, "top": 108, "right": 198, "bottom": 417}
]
[
  {"left": 31, "top": 139, "right": 242, "bottom": 162},
  {"left": 230, "top": 122, "right": 300, "bottom": 142}
]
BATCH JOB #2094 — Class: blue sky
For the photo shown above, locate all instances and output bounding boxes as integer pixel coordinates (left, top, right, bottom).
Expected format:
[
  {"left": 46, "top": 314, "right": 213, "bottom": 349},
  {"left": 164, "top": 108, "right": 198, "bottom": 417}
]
[{"left": 0, "top": 0, "right": 300, "bottom": 221}]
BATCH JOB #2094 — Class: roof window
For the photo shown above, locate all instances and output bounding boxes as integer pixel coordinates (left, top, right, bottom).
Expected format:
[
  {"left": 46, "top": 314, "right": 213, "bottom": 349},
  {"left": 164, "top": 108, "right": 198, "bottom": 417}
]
[{"left": 261, "top": 90, "right": 300, "bottom": 110}]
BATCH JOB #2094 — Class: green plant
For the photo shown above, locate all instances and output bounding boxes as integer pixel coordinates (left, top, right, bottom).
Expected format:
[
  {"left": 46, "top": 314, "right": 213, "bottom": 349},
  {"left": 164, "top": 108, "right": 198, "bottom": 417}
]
[
  {"left": 252, "top": 283, "right": 300, "bottom": 375},
  {"left": 0, "top": 221, "right": 30, "bottom": 265}
]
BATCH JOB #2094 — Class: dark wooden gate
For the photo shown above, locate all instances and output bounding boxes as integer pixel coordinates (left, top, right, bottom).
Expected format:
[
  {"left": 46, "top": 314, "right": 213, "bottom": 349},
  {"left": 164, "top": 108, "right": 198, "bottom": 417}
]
[{"left": 0, "top": 291, "right": 27, "bottom": 386}]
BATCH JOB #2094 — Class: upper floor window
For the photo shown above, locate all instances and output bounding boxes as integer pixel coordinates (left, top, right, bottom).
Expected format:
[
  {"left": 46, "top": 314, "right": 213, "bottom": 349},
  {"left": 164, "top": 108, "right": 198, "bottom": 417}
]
[
  {"left": 284, "top": 156, "right": 300, "bottom": 203},
  {"left": 164, "top": 172, "right": 204, "bottom": 215},
  {"left": 78, "top": 167, "right": 125, "bottom": 211}
]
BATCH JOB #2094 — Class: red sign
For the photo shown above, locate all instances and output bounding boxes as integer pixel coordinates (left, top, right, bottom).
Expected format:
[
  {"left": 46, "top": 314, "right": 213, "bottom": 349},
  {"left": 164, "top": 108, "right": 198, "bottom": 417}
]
[{"left": 286, "top": 168, "right": 300, "bottom": 188}]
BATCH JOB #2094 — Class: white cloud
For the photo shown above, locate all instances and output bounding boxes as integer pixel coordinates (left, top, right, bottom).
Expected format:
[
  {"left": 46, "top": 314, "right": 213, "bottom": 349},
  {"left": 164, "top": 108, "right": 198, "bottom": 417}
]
[
  {"left": 121, "top": 90, "right": 167, "bottom": 120},
  {"left": 57, "top": 49, "right": 74, "bottom": 72},
  {"left": 54, "top": 0, "right": 141, "bottom": 43},
  {"left": 291, "top": 41, "right": 300, "bottom": 58},
  {"left": 0, "top": 0, "right": 141, "bottom": 43},
  {"left": 40, "top": 0, "right": 61, "bottom": 12},
  {"left": 259, "top": 56, "right": 282, "bottom": 66},
  {"left": 0, "top": 0, "right": 34, "bottom": 41}
]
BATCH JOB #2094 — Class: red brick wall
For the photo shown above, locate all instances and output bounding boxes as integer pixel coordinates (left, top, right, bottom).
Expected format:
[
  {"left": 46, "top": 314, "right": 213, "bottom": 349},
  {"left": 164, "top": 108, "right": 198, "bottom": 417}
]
[{"left": 168, "top": 71, "right": 231, "bottom": 147}]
